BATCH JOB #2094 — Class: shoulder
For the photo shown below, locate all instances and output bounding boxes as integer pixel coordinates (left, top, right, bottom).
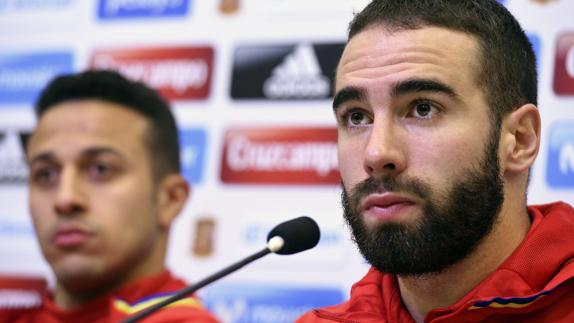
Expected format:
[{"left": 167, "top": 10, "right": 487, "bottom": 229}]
[
  {"left": 0, "top": 306, "right": 43, "bottom": 323},
  {"left": 295, "top": 305, "right": 352, "bottom": 323},
  {"left": 296, "top": 309, "right": 325, "bottom": 323},
  {"left": 529, "top": 201, "right": 574, "bottom": 218}
]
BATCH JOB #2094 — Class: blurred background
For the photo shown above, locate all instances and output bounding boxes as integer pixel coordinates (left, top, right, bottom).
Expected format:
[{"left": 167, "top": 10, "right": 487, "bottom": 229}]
[{"left": 0, "top": 0, "right": 573, "bottom": 322}]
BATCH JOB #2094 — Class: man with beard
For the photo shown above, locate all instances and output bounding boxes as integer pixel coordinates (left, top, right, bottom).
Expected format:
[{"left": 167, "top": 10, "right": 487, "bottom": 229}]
[{"left": 297, "top": 0, "right": 574, "bottom": 322}]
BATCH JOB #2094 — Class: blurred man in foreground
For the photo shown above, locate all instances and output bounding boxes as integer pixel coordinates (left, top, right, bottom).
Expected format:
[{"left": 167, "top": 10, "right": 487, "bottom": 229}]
[
  {"left": 298, "top": 0, "right": 574, "bottom": 322},
  {"left": 1, "top": 70, "right": 219, "bottom": 322}
]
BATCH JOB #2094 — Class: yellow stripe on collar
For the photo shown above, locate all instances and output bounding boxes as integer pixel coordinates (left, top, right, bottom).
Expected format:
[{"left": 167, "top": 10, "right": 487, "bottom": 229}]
[
  {"left": 114, "top": 296, "right": 202, "bottom": 314},
  {"left": 468, "top": 293, "right": 549, "bottom": 310}
]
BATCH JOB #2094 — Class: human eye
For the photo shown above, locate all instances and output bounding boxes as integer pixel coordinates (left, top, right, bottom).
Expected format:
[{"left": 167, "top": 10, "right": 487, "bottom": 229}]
[
  {"left": 408, "top": 100, "right": 441, "bottom": 120},
  {"left": 339, "top": 108, "right": 372, "bottom": 128},
  {"left": 86, "top": 161, "right": 116, "bottom": 181},
  {"left": 30, "top": 164, "right": 59, "bottom": 187}
]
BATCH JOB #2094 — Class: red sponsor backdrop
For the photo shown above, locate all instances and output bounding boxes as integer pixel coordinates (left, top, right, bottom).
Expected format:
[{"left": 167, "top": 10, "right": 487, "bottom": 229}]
[
  {"left": 91, "top": 47, "right": 214, "bottom": 100},
  {"left": 0, "top": 276, "right": 46, "bottom": 309},
  {"left": 221, "top": 127, "right": 339, "bottom": 184},
  {"left": 554, "top": 33, "right": 574, "bottom": 95},
  {"left": 0, "top": 276, "right": 46, "bottom": 292}
]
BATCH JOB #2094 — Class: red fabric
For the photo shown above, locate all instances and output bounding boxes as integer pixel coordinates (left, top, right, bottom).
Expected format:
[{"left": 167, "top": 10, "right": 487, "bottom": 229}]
[
  {"left": 0, "top": 270, "right": 219, "bottom": 322},
  {"left": 297, "top": 202, "right": 574, "bottom": 323}
]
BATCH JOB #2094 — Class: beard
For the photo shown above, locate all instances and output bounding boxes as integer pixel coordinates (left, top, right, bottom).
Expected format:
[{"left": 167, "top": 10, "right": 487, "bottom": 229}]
[{"left": 342, "top": 130, "right": 504, "bottom": 276}]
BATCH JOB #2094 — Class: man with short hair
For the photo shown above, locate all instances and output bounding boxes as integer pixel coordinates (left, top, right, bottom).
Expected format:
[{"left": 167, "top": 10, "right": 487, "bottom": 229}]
[
  {"left": 1, "top": 70, "right": 219, "bottom": 322},
  {"left": 298, "top": 0, "right": 574, "bottom": 322}
]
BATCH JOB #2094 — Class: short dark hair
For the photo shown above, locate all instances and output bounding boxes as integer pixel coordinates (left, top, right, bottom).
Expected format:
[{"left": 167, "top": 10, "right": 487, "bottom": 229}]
[
  {"left": 35, "top": 69, "right": 180, "bottom": 180},
  {"left": 347, "top": 0, "right": 537, "bottom": 126}
]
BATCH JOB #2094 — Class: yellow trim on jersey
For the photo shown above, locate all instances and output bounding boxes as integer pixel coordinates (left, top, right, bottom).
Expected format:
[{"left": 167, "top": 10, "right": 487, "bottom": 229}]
[
  {"left": 468, "top": 293, "right": 549, "bottom": 310},
  {"left": 114, "top": 296, "right": 202, "bottom": 314}
]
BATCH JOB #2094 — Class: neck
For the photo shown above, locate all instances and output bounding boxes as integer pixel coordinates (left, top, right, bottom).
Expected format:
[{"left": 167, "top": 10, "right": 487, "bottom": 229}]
[
  {"left": 53, "top": 236, "right": 168, "bottom": 310},
  {"left": 398, "top": 190, "right": 531, "bottom": 322},
  {"left": 54, "top": 282, "right": 112, "bottom": 309},
  {"left": 54, "top": 265, "right": 166, "bottom": 310}
]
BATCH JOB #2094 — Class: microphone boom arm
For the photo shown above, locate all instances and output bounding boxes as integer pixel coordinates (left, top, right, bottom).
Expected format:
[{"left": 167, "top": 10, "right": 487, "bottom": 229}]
[
  {"left": 122, "top": 247, "right": 271, "bottom": 323},
  {"left": 122, "top": 215, "right": 318, "bottom": 322}
]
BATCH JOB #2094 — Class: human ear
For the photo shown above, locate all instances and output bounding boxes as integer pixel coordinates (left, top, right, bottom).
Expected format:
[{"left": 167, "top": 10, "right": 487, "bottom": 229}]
[
  {"left": 157, "top": 174, "right": 190, "bottom": 230},
  {"left": 500, "top": 103, "right": 541, "bottom": 175}
]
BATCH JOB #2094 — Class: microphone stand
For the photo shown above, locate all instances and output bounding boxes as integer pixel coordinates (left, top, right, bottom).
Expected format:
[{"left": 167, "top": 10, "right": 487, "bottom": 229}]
[{"left": 122, "top": 247, "right": 271, "bottom": 323}]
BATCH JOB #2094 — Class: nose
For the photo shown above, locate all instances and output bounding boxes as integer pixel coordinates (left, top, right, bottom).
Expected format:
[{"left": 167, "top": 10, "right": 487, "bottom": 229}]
[
  {"left": 363, "top": 119, "right": 407, "bottom": 178},
  {"left": 54, "top": 168, "right": 86, "bottom": 216}
]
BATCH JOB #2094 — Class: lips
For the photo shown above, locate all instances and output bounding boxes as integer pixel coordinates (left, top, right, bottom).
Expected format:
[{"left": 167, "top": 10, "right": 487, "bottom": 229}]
[
  {"left": 360, "top": 194, "right": 416, "bottom": 222},
  {"left": 52, "top": 225, "right": 92, "bottom": 248}
]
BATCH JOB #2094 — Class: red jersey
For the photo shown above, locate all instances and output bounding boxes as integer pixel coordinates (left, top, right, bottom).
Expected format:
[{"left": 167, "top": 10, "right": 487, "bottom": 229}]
[
  {"left": 297, "top": 202, "right": 574, "bottom": 323},
  {"left": 0, "top": 270, "right": 219, "bottom": 322}
]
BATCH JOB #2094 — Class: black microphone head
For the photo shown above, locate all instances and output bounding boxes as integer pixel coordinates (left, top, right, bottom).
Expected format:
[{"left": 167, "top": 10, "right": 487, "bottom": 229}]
[{"left": 266, "top": 216, "right": 320, "bottom": 255}]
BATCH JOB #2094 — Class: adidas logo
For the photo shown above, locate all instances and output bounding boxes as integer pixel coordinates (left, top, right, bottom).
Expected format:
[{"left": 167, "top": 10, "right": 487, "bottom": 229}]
[
  {"left": 263, "top": 44, "right": 330, "bottom": 99},
  {"left": 0, "top": 130, "right": 29, "bottom": 184}
]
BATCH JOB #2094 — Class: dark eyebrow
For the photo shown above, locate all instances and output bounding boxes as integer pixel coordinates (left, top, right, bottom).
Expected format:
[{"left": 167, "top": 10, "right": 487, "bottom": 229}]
[
  {"left": 81, "top": 147, "right": 124, "bottom": 159},
  {"left": 28, "top": 152, "right": 57, "bottom": 165},
  {"left": 332, "top": 86, "right": 367, "bottom": 111},
  {"left": 28, "top": 147, "right": 125, "bottom": 165},
  {"left": 392, "top": 79, "right": 459, "bottom": 99}
]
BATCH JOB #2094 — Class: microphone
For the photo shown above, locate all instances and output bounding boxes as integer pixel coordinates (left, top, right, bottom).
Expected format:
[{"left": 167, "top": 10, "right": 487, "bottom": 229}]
[
  {"left": 122, "top": 216, "right": 320, "bottom": 323},
  {"left": 267, "top": 216, "right": 321, "bottom": 255}
]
